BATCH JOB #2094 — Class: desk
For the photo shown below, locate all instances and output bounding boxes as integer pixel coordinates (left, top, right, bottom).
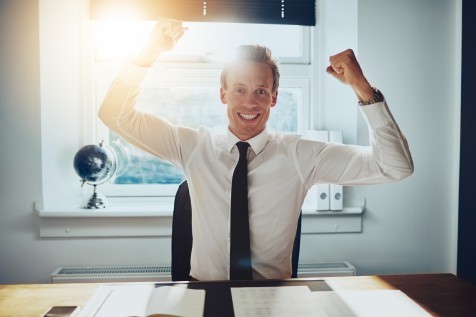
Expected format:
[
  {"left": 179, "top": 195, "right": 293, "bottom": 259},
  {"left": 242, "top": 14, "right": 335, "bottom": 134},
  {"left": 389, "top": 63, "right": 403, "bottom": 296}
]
[{"left": 0, "top": 274, "right": 475, "bottom": 317}]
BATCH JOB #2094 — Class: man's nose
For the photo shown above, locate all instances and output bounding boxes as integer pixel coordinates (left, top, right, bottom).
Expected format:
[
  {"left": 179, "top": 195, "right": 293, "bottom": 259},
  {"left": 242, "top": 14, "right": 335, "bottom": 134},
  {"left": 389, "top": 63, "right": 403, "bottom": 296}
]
[{"left": 243, "top": 93, "right": 258, "bottom": 108}]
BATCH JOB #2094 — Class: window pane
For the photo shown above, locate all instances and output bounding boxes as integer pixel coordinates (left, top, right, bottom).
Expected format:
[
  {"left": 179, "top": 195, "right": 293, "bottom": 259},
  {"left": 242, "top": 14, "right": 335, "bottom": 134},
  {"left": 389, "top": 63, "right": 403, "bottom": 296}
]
[
  {"left": 268, "top": 88, "right": 300, "bottom": 132},
  {"left": 95, "top": 21, "right": 303, "bottom": 62},
  {"left": 137, "top": 87, "right": 228, "bottom": 130},
  {"left": 110, "top": 132, "right": 185, "bottom": 184},
  {"left": 168, "top": 23, "right": 303, "bottom": 60},
  {"left": 109, "top": 86, "right": 299, "bottom": 185}
]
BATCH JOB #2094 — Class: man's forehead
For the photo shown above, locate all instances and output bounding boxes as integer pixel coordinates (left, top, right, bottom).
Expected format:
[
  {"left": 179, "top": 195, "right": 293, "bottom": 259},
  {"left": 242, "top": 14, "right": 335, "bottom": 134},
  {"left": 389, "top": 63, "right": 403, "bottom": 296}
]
[
  {"left": 228, "top": 60, "right": 270, "bottom": 71},
  {"left": 226, "top": 61, "right": 273, "bottom": 84}
]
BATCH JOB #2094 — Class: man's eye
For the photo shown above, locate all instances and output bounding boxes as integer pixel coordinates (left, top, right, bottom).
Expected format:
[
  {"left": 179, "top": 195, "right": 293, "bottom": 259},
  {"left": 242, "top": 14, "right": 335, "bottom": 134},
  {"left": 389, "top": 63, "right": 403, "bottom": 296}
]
[
  {"left": 234, "top": 88, "right": 245, "bottom": 94},
  {"left": 257, "top": 89, "right": 267, "bottom": 95}
]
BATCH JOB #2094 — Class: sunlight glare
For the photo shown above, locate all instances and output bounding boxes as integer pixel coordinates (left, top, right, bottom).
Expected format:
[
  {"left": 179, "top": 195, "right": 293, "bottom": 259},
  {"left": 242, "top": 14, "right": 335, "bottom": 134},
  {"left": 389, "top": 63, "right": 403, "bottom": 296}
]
[
  {"left": 95, "top": 21, "right": 302, "bottom": 62},
  {"left": 95, "top": 21, "right": 155, "bottom": 61}
]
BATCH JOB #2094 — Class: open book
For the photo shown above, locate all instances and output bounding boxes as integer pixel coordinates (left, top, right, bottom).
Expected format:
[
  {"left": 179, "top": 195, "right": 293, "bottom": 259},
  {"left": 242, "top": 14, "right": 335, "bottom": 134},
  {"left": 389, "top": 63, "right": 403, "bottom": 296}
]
[{"left": 78, "top": 284, "right": 205, "bottom": 317}]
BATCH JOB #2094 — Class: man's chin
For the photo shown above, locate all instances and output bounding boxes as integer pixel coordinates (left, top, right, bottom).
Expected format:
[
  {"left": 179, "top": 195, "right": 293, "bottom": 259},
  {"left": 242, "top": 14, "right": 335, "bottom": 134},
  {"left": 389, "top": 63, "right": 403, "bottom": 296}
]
[{"left": 239, "top": 127, "right": 263, "bottom": 139}]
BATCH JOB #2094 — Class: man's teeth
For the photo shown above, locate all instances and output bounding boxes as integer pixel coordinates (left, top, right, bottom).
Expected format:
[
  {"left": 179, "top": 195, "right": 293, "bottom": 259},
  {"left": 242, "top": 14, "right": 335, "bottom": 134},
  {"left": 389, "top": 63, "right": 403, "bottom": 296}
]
[{"left": 239, "top": 113, "right": 258, "bottom": 120}]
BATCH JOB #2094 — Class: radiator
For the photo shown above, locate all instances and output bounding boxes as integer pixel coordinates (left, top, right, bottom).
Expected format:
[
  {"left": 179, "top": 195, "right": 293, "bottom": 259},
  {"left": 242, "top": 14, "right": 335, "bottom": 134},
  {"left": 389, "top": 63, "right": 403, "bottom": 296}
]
[
  {"left": 297, "top": 261, "right": 355, "bottom": 278},
  {"left": 51, "top": 262, "right": 355, "bottom": 283},
  {"left": 50, "top": 265, "right": 172, "bottom": 283}
]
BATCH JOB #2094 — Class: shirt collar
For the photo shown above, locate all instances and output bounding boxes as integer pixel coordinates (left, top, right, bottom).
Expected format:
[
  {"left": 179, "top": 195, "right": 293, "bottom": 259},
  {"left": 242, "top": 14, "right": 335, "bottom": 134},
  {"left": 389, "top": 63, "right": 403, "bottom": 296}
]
[{"left": 226, "top": 128, "right": 270, "bottom": 155}]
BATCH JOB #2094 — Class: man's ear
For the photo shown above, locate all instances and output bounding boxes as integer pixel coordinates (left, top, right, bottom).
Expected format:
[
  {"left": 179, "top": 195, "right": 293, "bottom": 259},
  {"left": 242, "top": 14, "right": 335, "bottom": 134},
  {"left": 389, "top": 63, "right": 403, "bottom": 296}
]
[
  {"left": 220, "top": 87, "right": 227, "bottom": 104},
  {"left": 271, "top": 90, "right": 278, "bottom": 108}
]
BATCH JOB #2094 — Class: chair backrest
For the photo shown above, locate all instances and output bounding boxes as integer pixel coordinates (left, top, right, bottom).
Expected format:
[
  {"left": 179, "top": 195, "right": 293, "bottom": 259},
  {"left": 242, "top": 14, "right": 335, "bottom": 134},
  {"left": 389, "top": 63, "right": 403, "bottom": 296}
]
[
  {"left": 171, "top": 181, "right": 193, "bottom": 281},
  {"left": 291, "top": 211, "right": 302, "bottom": 278},
  {"left": 171, "top": 180, "right": 302, "bottom": 281}
]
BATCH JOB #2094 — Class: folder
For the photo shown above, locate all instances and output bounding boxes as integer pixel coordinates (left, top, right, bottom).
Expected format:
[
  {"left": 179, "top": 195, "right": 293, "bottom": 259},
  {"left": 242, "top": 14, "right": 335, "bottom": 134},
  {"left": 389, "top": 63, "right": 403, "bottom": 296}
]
[
  {"left": 302, "top": 130, "right": 330, "bottom": 211},
  {"left": 329, "top": 131, "right": 343, "bottom": 210}
]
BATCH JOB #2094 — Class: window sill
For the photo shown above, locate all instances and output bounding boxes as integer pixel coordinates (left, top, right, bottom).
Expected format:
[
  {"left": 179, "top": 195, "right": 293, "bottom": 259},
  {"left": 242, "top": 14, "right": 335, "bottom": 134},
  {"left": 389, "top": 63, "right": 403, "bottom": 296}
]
[
  {"left": 35, "top": 200, "right": 174, "bottom": 218},
  {"left": 35, "top": 199, "right": 175, "bottom": 238},
  {"left": 35, "top": 199, "right": 365, "bottom": 238},
  {"left": 301, "top": 202, "right": 365, "bottom": 234}
]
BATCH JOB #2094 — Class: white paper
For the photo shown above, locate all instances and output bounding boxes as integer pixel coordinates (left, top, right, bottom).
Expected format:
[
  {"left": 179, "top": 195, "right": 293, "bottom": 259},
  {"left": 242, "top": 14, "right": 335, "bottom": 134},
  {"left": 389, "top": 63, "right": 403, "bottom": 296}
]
[
  {"left": 94, "top": 285, "right": 154, "bottom": 317},
  {"left": 312, "top": 290, "right": 431, "bottom": 317},
  {"left": 231, "top": 286, "right": 321, "bottom": 317},
  {"left": 146, "top": 285, "right": 205, "bottom": 316},
  {"left": 79, "top": 284, "right": 205, "bottom": 317}
]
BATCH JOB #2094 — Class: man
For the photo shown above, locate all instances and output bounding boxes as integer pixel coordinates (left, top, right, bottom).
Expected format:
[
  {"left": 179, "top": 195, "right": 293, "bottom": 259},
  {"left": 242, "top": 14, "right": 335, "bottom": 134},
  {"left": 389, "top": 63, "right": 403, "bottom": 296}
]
[{"left": 99, "top": 19, "right": 413, "bottom": 281}]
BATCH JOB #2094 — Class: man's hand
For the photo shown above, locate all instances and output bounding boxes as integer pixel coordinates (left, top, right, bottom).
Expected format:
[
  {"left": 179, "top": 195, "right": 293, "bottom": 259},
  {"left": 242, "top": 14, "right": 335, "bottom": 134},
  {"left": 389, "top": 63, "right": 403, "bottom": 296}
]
[
  {"left": 146, "top": 18, "right": 187, "bottom": 53},
  {"left": 131, "top": 18, "right": 187, "bottom": 67},
  {"left": 326, "top": 49, "right": 374, "bottom": 102}
]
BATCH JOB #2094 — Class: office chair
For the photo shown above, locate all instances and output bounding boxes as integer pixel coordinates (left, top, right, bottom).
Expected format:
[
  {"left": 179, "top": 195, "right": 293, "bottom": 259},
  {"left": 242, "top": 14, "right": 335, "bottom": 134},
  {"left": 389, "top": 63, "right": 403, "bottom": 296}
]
[
  {"left": 171, "top": 180, "right": 302, "bottom": 281},
  {"left": 171, "top": 180, "right": 193, "bottom": 281}
]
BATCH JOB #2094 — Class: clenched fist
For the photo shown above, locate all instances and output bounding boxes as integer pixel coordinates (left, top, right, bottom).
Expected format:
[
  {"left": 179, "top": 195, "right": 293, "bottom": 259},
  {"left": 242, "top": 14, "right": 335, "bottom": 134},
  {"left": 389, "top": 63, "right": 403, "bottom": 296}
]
[
  {"left": 327, "top": 49, "right": 374, "bottom": 102},
  {"left": 147, "top": 18, "right": 187, "bottom": 53},
  {"left": 131, "top": 18, "right": 187, "bottom": 67}
]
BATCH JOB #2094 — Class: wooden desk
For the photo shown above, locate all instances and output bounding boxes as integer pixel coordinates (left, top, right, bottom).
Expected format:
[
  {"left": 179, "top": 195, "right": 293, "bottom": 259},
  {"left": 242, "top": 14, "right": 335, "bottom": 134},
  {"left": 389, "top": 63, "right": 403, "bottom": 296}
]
[{"left": 0, "top": 274, "right": 475, "bottom": 317}]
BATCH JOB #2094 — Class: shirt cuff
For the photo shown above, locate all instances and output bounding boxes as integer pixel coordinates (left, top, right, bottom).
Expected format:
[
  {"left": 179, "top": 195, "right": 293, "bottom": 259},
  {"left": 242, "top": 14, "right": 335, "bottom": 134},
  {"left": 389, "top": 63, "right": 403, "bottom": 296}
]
[
  {"left": 116, "top": 63, "right": 150, "bottom": 87},
  {"left": 359, "top": 101, "right": 395, "bottom": 129}
]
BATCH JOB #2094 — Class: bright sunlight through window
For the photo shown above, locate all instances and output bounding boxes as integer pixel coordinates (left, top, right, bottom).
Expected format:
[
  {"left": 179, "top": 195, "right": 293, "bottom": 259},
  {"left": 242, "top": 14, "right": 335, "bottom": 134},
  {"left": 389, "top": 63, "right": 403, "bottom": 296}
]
[{"left": 94, "top": 21, "right": 304, "bottom": 62}]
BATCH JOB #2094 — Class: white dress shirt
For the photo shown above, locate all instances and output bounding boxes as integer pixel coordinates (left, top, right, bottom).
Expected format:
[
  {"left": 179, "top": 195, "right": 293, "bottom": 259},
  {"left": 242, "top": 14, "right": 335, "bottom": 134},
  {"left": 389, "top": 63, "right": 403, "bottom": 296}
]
[{"left": 99, "top": 64, "right": 414, "bottom": 281}]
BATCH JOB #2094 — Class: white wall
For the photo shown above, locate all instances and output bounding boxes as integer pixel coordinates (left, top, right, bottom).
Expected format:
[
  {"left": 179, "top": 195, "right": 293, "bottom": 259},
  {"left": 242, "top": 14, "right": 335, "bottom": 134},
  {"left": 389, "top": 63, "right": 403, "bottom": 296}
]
[
  {"left": 300, "top": 0, "right": 461, "bottom": 275},
  {"left": 0, "top": 0, "right": 461, "bottom": 283}
]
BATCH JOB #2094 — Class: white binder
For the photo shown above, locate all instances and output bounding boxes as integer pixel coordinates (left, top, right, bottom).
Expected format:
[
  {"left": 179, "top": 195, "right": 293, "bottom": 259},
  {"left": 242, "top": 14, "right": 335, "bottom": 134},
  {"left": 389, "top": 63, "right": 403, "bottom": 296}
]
[
  {"left": 329, "top": 130, "right": 344, "bottom": 210},
  {"left": 302, "top": 130, "right": 330, "bottom": 211}
]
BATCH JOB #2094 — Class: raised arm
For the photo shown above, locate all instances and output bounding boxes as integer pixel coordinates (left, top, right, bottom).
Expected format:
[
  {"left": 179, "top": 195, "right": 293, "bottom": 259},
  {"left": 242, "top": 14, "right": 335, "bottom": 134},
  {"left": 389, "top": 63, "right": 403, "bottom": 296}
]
[
  {"left": 297, "top": 49, "right": 413, "bottom": 186},
  {"left": 97, "top": 19, "right": 195, "bottom": 167}
]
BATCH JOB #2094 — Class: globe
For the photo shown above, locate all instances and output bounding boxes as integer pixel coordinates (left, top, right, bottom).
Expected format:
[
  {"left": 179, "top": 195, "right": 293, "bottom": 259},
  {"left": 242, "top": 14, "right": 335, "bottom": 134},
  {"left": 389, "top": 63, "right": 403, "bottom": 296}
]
[{"left": 73, "top": 141, "right": 117, "bottom": 209}]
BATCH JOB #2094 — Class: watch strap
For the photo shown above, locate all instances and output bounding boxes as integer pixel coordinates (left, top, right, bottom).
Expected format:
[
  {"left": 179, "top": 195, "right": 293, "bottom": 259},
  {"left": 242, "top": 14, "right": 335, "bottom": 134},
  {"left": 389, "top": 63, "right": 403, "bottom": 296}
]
[{"left": 359, "top": 87, "right": 384, "bottom": 106}]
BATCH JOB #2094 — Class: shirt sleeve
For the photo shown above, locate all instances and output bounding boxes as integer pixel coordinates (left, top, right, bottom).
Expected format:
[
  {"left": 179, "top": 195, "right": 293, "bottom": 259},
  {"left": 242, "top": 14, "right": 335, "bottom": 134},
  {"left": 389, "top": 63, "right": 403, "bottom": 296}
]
[
  {"left": 97, "top": 63, "right": 199, "bottom": 169},
  {"left": 296, "top": 100, "right": 414, "bottom": 187}
]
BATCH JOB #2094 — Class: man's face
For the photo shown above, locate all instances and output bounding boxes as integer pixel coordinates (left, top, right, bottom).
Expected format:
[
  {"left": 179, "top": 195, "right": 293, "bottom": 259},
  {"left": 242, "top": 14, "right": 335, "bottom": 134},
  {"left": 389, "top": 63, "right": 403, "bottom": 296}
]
[{"left": 220, "top": 61, "right": 278, "bottom": 141}]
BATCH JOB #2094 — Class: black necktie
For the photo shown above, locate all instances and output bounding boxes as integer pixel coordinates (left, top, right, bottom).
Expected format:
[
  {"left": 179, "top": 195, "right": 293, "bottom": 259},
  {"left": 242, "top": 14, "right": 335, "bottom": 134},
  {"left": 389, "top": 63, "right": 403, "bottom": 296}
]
[{"left": 230, "top": 141, "right": 252, "bottom": 280}]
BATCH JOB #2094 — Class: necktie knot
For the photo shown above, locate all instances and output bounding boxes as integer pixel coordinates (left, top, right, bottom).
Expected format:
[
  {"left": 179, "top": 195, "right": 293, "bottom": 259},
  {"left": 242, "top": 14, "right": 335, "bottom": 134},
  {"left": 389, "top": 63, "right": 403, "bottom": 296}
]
[{"left": 236, "top": 142, "right": 250, "bottom": 157}]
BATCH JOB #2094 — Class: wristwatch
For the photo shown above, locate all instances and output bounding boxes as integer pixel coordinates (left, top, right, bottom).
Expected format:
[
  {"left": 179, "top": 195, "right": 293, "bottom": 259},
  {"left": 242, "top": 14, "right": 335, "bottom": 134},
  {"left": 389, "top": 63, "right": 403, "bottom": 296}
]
[{"left": 358, "top": 87, "right": 384, "bottom": 106}]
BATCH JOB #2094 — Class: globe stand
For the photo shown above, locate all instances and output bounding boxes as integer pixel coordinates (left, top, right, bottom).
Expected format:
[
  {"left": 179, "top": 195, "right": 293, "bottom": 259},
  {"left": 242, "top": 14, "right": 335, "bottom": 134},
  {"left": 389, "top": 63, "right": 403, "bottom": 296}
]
[
  {"left": 74, "top": 141, "right": 117, "bottom": 210},
  {"left": 82, "top": 185, "right": 110, "bottom": 209}
]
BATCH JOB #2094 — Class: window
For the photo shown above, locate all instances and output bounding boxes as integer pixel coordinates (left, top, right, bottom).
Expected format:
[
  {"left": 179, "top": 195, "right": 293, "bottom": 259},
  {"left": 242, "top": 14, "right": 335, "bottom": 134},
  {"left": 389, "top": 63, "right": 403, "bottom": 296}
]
[
  {"left": 93, "top": 21, "right": 312, "bottom": 197},
  {"left": 38, "top": 0, "right": 363, "bottom": 232}
]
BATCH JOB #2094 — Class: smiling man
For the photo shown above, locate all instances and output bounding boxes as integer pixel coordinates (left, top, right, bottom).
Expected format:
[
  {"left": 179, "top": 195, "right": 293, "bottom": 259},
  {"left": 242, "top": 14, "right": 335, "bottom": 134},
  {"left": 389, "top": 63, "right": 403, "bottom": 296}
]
[
  {"left": 98, "top": 19, "right": 414, "bottom": 281},
  {"left": 219, "top": 47, "right": 279, "bottom": 141}
]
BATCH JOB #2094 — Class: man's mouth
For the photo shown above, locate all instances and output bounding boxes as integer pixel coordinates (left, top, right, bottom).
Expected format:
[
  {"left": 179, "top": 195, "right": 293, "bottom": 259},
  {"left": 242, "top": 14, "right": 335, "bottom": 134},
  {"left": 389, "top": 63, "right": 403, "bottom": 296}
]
[{"left": 239, "top": 113, "right": 258, "bottom": 121}]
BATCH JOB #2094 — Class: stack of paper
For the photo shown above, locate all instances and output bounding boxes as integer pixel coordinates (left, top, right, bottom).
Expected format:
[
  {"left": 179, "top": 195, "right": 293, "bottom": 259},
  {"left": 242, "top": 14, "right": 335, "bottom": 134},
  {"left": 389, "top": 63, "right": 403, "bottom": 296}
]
[
  {"left": 231, "top": 286, "right": 318, "bottom": 317},
  {"left": 78, "top": 284, "right": 205, "bottom": 317},
  {"left": 312, "top": 290, "right": 432, "bottom": 317},
  {"left": 231, "top": 286, "right": 431, "bottom": 317}
]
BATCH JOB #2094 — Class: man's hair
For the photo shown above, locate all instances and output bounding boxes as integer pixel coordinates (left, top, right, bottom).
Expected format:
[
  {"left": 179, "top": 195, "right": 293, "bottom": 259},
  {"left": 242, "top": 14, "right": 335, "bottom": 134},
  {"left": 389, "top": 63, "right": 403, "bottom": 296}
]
[{"left": 220, "top": 45, "right": 280, "bottom": 93}]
